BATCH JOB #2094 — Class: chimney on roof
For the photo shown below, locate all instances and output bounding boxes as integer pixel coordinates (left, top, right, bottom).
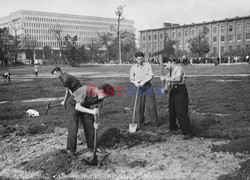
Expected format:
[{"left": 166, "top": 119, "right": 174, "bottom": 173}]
[
  {"left": 172, "top": 23, "right": 180, "bottom": 27},
  {"left": 163, "top": 23, "right": 172, "bottom": 28}
]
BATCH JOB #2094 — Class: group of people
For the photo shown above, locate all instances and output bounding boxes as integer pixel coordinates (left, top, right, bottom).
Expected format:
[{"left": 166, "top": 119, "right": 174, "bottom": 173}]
[{"left": 52, "top": 51, "right": 195, "bottom": 156}]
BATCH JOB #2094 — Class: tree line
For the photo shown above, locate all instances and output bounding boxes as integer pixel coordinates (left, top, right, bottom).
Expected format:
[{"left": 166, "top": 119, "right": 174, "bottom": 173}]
[{"left": 0, "top": 25, "right": 137, "bottom": 66}]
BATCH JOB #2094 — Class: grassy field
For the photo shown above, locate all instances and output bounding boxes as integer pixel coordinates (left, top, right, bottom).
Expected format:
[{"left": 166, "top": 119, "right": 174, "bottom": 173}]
[
  {"left": 0, "top": 63, "right": 250, "bottom": 179},
  {"left": 0, "top": 63, "right": 249, "bottom": 140}
]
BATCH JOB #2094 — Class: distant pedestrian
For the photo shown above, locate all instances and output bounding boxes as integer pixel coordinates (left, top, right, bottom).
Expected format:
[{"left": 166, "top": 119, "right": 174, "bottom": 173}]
[
  {"left": 2, "top": 72, "right": 10, "bottom": 83},
  {"left": 34, "top": 64, "right": 39, "bottom": 77},
  {"left": 160, "top": 58, "right": 195, "bottom": 140}
]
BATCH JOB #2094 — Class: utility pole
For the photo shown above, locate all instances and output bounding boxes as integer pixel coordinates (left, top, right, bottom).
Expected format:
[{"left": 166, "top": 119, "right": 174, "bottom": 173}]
[{"left": 115, "top": 5, "right": 125, "bottom": 64}]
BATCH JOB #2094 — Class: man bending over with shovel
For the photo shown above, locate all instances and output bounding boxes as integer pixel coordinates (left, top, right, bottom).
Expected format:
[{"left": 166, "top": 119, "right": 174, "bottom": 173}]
[
  {"left": 52, "top": 67, "right": 115, "bottom": 156},
  {"left": 130, "top": 52, "right": 159, "bottom": 131}
]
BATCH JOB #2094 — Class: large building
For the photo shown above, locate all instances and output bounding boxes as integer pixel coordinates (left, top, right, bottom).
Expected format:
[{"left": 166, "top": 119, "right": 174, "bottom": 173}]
[
  {"left": 139, "top": 15, "right": 250, "bottom": 59},
  {"left": 0, "top": 10, "right": 135, "bottom": 60}
]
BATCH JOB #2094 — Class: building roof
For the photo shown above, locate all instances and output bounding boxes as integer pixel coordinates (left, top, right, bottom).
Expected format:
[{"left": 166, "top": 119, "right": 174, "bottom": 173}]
[{"left": 139, "top": 15, "right": 250, "bottom": 32}]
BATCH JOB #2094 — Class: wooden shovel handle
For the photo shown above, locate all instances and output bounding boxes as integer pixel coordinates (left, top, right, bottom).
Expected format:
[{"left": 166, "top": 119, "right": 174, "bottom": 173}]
[{"left": 132, "top": 87, "right": 139, "bottom": 125}]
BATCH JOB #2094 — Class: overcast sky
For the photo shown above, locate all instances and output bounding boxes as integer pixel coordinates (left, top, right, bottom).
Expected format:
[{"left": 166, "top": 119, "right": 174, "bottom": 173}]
[{"left": 1, "top": 0, "right": 250, "bottom": 33}]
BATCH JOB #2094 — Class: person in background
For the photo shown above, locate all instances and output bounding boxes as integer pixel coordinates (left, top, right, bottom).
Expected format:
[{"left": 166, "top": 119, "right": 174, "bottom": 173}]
[
  {"left": 2, "top": 72, "right": 10, "bottom": 83},
  {"left": 34, "top": 64, "right": 39, "bottom": 77}
]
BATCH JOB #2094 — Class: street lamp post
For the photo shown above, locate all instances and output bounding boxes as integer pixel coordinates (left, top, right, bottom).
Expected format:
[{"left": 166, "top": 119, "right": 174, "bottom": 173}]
[{"left": 116, "top": 5, "right": 125, "bottom": 64}]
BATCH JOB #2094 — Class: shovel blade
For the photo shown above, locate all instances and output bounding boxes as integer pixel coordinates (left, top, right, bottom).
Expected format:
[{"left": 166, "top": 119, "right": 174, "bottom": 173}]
[{"left": 129, "top": 123, "right": 137, "bottom": 133}]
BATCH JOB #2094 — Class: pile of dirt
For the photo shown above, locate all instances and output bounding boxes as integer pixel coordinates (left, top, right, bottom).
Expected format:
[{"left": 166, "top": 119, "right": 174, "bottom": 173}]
[
  {"left": 211, "top": 137, "right": 250, "bottom": 154},
  {"left": 0, "top": 124, "right": 48, "bottom": 139},
  {"left": 17, "top": 149, "right": 88, "bottom": 177},
  {"left": 98, "top": 128, "right": 162, "bottom": 149},
  {"left": 212, "top": 137, "right": 250, "bottom": 180},
  {"left": 218, "top": 159, "right": 250, "bottom": 180}
]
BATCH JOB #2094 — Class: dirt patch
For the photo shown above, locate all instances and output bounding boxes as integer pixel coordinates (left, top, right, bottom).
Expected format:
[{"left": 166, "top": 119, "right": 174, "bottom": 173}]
[
  {"left": 17, "top": 149, "right": 87, "bottom": 177},
  {"left": 218, "top": 159, "right": 250, "bottom": 180},
  {"left": 1, "top": 127, "right": 250, "bottom": 180},
  {"left": 212, "top": 137, "right": 250, "bottom": 154},
  {"left": 98, "top": 128, "right": 162, "bottom": 149},
  {"left": 212, "top": 137, "right": 250, "bottom": 180}
]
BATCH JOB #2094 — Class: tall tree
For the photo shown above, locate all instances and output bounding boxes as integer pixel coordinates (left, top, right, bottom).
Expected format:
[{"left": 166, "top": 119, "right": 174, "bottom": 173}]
[
  {"left": 63, "top": 35, "right": 81, "bottom": 67},
  {"left": 22, "top": 34, "right": 37, "bottom": 64},
  {"left": 188, "top": 25, "right": 210, "bottom": 57},
  {"left": 9, "top": 19, "right": 22, "bottom": 63},
  {"left": 154, "top": 37, "right": 177, "bottom": 59},
  {"left": 98, "top": 32, "right": 113, "bottom": 62},
  {"left": 87, "top": 38, "right": 101, "bottom": 63},
  {"left": 120, "top": 31, "right": 137, "bottom": 61},
  {"left": 0, "top": 27, "right": 14, "bottom": 65},
  {"left": 50, "top": 24, "right": 64, "bottom": 58},
  {"left": 43, "top": 45, "right": 52, "bottom": 60}
]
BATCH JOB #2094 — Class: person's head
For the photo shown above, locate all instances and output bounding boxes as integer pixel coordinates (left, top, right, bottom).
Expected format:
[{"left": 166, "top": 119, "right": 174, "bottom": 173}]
[
  {"left": 163, "top": 57, "right": 173, "bottom": 69},
  {"left": 135, "top": 52, "right": 145, "bottom": 66},
  {"left": 51, "top": 67, "right": 63, "bottom": 77},
  {"left": 98, "top": 84, "right": 115, "bottom": 99}
]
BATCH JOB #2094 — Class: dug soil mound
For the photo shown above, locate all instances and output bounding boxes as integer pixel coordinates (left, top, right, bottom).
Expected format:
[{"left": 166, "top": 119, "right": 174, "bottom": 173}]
[
  {"left": 211, "top": 137, "right": 250, "bottom": 154},
  {"left": 212, "top": 137, "right": 250, "bottom": 180},
  {"left": 98, "top": 127, "right": 162, "bottom": 149},
  {"left": 17, "top": 149, "right": 88, "bottom": 177}
]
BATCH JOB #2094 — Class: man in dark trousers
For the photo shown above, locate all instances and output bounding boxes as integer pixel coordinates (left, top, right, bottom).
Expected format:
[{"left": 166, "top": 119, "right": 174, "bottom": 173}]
[
  {"left": 160, "top": 59, "right": 195, "bottom": 140},
  {"left": 130, "top": 52, "right": 159, "bottom": 129},
  {"left": 2, "top": 72, "right": 10, "bottom": 83},
  {"left": 52, "top": 67, "right": 115, "bottom": 155}
]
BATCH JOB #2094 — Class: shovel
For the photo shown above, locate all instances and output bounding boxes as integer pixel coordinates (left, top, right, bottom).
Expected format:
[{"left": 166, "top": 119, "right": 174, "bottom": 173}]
[
  {"left": 91, "top": 109, "right": 99, "bottom": 166},
  {"left": 45, "top": 101, "right": 62, "bottom": 114},
  {"left": 82, "top": 106, "right": 101, "bottom": 166},
  {"left": 129, "top": 86, "right": 139, "bottom": 133}
]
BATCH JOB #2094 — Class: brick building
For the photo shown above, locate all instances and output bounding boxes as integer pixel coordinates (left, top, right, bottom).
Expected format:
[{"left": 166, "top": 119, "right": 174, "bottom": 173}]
[{"left": 139, "top": 15, "right": 250, "bottom": 59}]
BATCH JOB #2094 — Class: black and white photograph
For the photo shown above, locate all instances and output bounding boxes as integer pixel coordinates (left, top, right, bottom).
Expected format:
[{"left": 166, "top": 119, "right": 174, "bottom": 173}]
[{"left": 0, "top": 0, "right": 250, "bottom": 179}]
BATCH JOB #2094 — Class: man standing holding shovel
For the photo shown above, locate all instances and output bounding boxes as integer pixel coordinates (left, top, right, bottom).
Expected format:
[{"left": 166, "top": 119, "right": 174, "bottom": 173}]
[
  {"left": 160, "top": 59, "right": 195, "bottom": 140},
  {"left": 129, "top": 52, "right": 159, "bottom": 131}
]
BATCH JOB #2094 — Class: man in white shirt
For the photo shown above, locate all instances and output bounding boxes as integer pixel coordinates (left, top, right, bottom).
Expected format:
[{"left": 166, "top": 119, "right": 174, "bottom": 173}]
[
  {"left": 130, "top": 52, "right": 159, "bottom": 129},
  {"left": 160, "top": 58, "right": 194, "bottom": 140}
]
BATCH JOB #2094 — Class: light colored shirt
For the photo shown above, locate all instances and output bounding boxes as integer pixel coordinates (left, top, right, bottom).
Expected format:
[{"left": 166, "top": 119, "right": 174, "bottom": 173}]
[
  {"left": 130, "top": 63, "right": 154, "bottom": 83},
  {"left": 34, "top": 65, "right": 39, "bottom": 72},
  {"left": 167, "top": 66, "right": 186, "bottom": 85}
]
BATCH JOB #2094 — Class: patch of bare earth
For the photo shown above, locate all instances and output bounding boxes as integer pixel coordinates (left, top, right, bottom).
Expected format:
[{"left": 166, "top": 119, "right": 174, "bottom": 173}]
[{"left": 0, "top": 127, "right": 249, "bottom": 180}]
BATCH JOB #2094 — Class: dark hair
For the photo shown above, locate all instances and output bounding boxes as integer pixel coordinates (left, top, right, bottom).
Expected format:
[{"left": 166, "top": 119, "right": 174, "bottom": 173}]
[
  {"left": 101, "top": 84, "right": 115, "bottom": 97},
  {"left": 163, "top": 57, "right": 172, "bottom": 63},
  {"left": 51, "top": 67, "right": 62, "bottom": 74},
  {"left": 135, "top": 52, "right": 144, "bottom": 58}
]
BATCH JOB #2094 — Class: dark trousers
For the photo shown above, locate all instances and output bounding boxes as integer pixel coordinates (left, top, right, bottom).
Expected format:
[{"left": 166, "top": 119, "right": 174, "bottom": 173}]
[
  {"left": 136, "top": 82, "right": 158, "bottom": 126},
  {"left": 169, "top": 85, "right": 193, "bottom": 135},
  {"left": 66, "top": 95, "right": 95, "bottom": 153}
]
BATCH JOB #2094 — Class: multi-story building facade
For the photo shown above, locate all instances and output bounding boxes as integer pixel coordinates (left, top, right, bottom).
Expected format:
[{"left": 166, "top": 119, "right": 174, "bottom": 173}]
[
  {"left": 139, "top": 15, "right": 250, "bottom": 59},
  {"left": 0, "top": 10, "right": 135, "bottom": 60}
]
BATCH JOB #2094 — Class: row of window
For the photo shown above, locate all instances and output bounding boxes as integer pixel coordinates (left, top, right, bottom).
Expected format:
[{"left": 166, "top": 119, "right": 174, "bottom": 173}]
[
  {"left": 212, "top": 33, "right": 250, "bottom": 42},
  {"left": 24, "top": 32, "right": 100, "bottom": 42},
  {"left": 24, "top": 29, "right": 100, "bottom": 37},
  {"left": 142, "top": 23, "right": 250, "bottom": 41},
  {"left": 24, "top": 38, "right": 97, "bottom": 48},
  {"left": 25, "top": 16, "right": 133, "bottom": 27},
  {"left": 212, "top": 44, "right": 250, "bottom": 54},
  {"left": 144, "top": 44, "right": 250, "bottom": 55},
  {"left": 23, "top": 22, "right": 114, "bottom": 31},
  {"left": 142, "top": 34, "right": 250, "bottom": 50}
]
